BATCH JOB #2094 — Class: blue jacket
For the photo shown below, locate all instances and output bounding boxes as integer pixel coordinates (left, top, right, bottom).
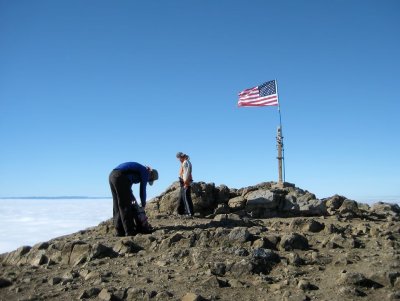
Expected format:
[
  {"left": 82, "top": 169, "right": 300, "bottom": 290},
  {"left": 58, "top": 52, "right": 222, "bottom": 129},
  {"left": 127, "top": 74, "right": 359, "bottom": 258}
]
[{"left": 114, "top": 162, "right": 149, "bottom": 207}]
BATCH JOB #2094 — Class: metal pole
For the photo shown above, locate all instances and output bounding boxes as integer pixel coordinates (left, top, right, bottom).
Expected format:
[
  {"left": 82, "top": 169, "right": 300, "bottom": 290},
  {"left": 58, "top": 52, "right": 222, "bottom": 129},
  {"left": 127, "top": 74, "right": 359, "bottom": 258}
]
[
  {"left": 275, "top": 79, "right": 285, "bottom": 185},
  {"left": 277, "top": 126, "right": 283, "bottom": 186},
  {"left": 278, "top": 109, "right": 286, "bottom": 184}
]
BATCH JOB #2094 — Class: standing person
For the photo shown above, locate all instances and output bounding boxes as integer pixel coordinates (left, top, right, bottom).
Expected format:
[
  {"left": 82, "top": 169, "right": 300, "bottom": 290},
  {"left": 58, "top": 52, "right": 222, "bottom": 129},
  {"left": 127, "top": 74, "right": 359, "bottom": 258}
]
[
  {"left": 109, "top": 162, "right": 158, "bottom": 236},
  {"left": 176, "top": 152, "right": 194, "bottom": 216}
]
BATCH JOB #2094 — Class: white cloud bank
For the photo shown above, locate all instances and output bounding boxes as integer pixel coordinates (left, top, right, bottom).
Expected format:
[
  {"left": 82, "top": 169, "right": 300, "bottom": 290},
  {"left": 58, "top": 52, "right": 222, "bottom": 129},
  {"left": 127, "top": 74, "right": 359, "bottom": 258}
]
[{"left": 0, "top": 199, "right": 112, "bottom": 254}]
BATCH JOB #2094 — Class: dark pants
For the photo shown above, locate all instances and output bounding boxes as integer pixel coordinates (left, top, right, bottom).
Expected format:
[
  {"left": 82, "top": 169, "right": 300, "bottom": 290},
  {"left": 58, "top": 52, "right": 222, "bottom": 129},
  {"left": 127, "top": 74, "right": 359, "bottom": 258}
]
[
  {"left": 109, "top": 170, "right": 135, "bottom": 236},
  {"left": 178, "top": 185, "right": 194, "bottom": 216}
]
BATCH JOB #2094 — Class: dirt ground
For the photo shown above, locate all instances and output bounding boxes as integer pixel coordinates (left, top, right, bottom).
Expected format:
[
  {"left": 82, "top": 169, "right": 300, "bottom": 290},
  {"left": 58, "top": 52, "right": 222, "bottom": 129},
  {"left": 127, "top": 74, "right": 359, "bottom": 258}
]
[{"left": 1, "top": 214, "right": 400, "bottom": 301}]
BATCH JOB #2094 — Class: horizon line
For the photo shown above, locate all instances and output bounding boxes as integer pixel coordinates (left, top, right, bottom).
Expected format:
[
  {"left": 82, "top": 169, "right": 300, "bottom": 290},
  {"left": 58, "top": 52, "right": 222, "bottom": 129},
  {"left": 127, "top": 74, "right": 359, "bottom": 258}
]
[{"left": 0, "top": 196, "right": 111, "bottom": 200}]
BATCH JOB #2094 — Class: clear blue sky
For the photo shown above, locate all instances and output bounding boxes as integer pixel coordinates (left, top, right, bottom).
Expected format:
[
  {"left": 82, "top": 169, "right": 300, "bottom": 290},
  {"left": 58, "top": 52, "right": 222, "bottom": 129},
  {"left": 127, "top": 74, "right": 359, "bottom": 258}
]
[{"left": 1, "top": 0, "right": 399, "bottom": 201}]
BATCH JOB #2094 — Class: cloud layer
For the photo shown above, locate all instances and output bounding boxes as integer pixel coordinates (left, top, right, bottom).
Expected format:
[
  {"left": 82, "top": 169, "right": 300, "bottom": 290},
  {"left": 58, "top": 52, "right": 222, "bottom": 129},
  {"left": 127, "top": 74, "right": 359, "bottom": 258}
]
[{"left": 0, "top": 199, "right": 112, "bottom": 254}]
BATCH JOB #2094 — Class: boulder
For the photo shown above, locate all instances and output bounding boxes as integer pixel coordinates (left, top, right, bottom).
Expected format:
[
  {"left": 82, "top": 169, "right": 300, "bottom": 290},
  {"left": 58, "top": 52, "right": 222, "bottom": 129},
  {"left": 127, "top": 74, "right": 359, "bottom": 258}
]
[
  {"left": 245, "top": 190, "right": 280, "bottom": 217},
  {"left": 228, "top": 196, "right": 246, "bottom": 210},
  {"left": 337, "top": 271, "right": 384, "bottom": 289},
  {"left": 281, "top": 194, "right": 300, "bottom": 212},
  {"left": 296, "top": 191, "right": 317, "bottom": 204},
  {"left": 371, "top": 202, "right": 400, "bottom": 219},
  {"left": 280, "top": 233, "right": 309, "bottom": 251},
  {"left": 2, "top": 246, "right": 31, "bottom": 265},
  {"left": 113, "top": 239, "right": 142, "bottom": 255},
  {"left": 298, "top": 199, "right": 327, "bottom": 216},
  {"left": 338, "top": 199, "right": 361, "bottom": 217},
  {"left": 250, "top": 248, "right": 280, "bottom": 274},
  {"left": 79, "top": 287, "right": 101, "bottom": 299},
  {"left": 216, "top": 184, "right": 231, "bottom": 204},
  {"left": 181, "top": 292, "right": 205, "bottom": 301},
  {"left": 229, "top": 259, "right": 254, "bottom": 276},
  {"left": 289, "top": 218, "right": 324, "bottom": 233},
  {"left": 152, "top": 182, "right": 222, "bottom": 216},
  {"left": 30, "top": 252, "right": 48, "bottom": 266},
  {"left": 191, "top": 182, "right": 218, "bottom": 215},
  {"left": 213, "top": 204, "right": 230, "bottom": 214},
  {"left": 210, "top": 262, "right": 226, "bottom": 276},
  {"left": 246, "top": 190, "right": 279, "bottom": 209},
  {"left": 69, "top": 243, "right": 91, "bottom": 266},
  {"left": 159, "top": 188, "right": 181, "bottom": 214},
  {"left": 304, "top": 219, "right": 325, "bottom": 232},
  {"left": 0, "top": 278, "right": 12, "bottom": 288},
  {"left": 227, "top": 227, "right": 250, "bottom": 243},
  {"left": 324, "top": 194, "right": 346, "bottom": 211}
]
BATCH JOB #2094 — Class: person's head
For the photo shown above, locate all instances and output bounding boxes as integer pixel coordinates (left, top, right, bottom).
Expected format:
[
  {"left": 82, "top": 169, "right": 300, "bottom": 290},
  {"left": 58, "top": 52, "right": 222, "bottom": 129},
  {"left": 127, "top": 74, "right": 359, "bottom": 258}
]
[
  {"left": 148, "top": 169, "right": 159, "bottom": 185},
  {"left": 176, "top": 151, "right": 188, "bottom": 163}
]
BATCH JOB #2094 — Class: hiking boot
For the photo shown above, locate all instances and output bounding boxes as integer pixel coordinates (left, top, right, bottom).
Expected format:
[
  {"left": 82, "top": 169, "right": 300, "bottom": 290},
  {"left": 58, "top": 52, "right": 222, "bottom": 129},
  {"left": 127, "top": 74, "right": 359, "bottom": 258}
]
[
  {"left": 115, "top": 230, "right": 125, "bottom": 237},
  {"left": 125, "top": 232, "right": 137, "bottom": 237},
  {"left": 139, "top": 227, "right": 153, "bottom": 234}
]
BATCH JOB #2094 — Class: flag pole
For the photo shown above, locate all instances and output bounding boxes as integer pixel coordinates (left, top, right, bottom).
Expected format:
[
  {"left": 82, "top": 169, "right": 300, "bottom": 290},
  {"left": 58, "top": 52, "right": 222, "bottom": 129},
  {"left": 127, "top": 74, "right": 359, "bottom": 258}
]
[{"left": 275, "top": 79, "right": 285, "bottom": 186}]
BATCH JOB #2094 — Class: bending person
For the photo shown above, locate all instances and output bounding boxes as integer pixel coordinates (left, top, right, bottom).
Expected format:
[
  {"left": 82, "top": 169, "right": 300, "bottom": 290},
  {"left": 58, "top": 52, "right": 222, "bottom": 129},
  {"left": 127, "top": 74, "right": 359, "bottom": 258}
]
[{"left": 109, "top": 162, "right": 158, "bottom": 236}]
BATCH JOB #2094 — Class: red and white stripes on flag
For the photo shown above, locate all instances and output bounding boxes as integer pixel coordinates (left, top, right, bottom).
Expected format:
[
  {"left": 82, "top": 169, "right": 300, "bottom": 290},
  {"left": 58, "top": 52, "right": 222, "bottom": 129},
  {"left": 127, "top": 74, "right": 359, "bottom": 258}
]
[{"left": 238, "top": 80, "right": 279, "bottom": 107}]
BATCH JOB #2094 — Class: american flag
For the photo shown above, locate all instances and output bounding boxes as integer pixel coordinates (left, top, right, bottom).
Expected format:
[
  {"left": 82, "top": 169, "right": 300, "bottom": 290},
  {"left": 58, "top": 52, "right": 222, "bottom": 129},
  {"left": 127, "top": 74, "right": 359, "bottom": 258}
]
[{"left": 238, "top": 80, "right": 279, "bottom": 107}]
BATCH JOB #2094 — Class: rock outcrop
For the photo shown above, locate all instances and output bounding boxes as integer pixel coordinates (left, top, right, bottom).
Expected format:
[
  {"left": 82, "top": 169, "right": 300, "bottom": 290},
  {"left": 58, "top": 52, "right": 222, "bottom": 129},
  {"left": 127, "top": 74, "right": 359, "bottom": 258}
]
[
  {"left": 148, "top": 181, "right": 399, "bottom": 221},
  {"left": 1, "top": 182, "right": 399, "bottom": 301}
]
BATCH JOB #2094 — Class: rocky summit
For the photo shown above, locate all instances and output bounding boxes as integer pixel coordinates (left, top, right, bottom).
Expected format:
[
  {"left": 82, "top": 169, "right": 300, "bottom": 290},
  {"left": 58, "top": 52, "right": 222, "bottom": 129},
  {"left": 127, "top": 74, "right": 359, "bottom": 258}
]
[{"left": 1, "top": 181, "right": 400, "bottom": 301}]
